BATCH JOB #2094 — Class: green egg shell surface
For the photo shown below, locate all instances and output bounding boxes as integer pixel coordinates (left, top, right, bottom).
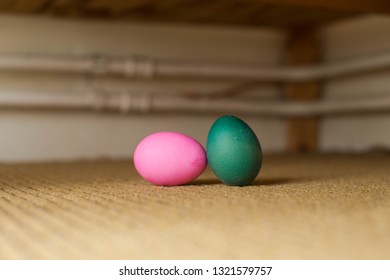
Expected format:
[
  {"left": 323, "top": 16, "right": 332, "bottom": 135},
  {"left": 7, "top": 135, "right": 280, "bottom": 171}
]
[{"left": 207, "top": 115, "right": 262, "bottom": 186}]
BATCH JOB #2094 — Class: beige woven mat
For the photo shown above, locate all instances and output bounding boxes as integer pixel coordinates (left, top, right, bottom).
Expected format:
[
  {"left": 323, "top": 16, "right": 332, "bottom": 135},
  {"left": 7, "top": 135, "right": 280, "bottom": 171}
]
[{"left": 0, "top": 154, "right": 389, "bottom": 259}]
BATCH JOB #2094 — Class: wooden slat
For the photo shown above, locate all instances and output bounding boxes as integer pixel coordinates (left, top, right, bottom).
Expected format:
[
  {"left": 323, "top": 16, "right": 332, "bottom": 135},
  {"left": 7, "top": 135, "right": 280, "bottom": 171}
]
[
  {"left": 0, "top": 0, "right": 48, "bottom": 12},
  {"left": 284, "top": 27, "right": 322, "bottom": 153},
  {"left": 253, "top": 0, "right": 390, "bottom": 13},
  {"left": 41, "top": 0, "right": 359, "bottom": 28}
]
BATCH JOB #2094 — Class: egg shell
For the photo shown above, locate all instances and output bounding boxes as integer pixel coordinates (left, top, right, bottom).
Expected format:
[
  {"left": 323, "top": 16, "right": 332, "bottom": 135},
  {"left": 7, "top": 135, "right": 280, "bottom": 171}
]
[
  {"left": 134, "top": 132, "right": 207, "bottom": 186},
  {"left": 207, "top": 115, "right": 262, "bottom": 186}
]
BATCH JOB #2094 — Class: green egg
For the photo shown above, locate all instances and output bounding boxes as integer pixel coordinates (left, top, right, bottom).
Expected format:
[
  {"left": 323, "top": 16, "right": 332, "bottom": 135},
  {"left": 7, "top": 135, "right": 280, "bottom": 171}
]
[{"left": 206, "top": 115, "right": 262, "bottom": 186}]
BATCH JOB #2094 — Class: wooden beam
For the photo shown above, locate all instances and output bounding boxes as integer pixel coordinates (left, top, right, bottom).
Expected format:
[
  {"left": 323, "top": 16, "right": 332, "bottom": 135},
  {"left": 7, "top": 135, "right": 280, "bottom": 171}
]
[
  {"left": 249, "top": 0, "right": 390, "bottom": 13},
  {"left": 284, "top": 27, "right": 322, "bottom": 153},
  {"left": 0, "top": 0, "right": 49, "bottom": 12}
]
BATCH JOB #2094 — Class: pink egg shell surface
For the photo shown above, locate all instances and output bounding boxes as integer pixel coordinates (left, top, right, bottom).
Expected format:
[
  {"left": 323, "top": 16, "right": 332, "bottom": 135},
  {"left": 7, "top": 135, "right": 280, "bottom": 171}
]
[{"left": 134, "top": 132, "right": 207, "bottom": 186}]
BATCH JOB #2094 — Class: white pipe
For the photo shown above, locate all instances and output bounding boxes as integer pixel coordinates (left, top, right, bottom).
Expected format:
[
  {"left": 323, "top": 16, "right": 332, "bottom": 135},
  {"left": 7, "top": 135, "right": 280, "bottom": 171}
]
[
  {"left": 153, "top": 96, "right": 390, "bottom": 116},
  {"left": 0, "top": 90, "right": 151, "bottom": 112},
  {"left": 1, "top": 89, "right": 389, "bottom": 116},
  {"left": 0, "top": 54, "right": 156, "bottom": 77},
  {"left": 157, "top": 53, "right": 390, "bottom": 81},
  {"left": 2, "top": 52, "right": 390, "bottom": 81}
]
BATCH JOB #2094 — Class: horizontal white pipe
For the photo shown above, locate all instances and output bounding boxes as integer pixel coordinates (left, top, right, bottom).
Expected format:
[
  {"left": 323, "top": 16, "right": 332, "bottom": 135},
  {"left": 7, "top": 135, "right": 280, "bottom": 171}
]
[
  {"left": 0, "top": 54, "right": 156, "bottom": 77},
  {"left": 154, "top": 96, "right": 390, "bottom": 116},
  {"left": 1, "top": 52, "right": 390, "bottom": 81},
  {"left": 158, "top": 52, "right": 390, "bottom": 81},
  {"left": 1, "top": 89, "right": 389, "bottom": 117}
]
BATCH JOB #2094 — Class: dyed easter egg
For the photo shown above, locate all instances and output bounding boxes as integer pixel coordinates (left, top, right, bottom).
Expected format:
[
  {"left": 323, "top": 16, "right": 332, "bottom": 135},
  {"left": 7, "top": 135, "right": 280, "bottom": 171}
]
[
  {"left": 207, "top": 116, "right": 262, "bottom": 186},
  {"left": 134, "top": 132, "right": 207, "bottom": 186}
]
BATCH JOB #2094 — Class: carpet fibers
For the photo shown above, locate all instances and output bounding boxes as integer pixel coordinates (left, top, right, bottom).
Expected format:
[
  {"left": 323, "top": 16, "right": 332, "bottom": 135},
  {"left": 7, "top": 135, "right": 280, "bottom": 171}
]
[{"left": 0, "top": 154, "right": 389, "bottom": 259}]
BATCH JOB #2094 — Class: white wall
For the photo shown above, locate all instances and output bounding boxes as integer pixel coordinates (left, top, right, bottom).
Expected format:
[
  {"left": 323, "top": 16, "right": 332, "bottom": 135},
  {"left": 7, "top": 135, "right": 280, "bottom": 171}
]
[
  {"left": 1, "top": 14, "right": 390, "bottom": 162},
  {"left": 320, "top": 15, "right": 390, "bottom": 152},
  {"left": 0, "top": 15, "right": 286, "bottom": 162}
]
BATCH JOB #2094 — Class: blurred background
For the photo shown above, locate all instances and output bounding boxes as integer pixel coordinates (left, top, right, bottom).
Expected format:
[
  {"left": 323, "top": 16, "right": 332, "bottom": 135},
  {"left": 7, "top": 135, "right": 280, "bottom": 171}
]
[{"left": 0, "top": 0, "right": 390, "bottom": 162}]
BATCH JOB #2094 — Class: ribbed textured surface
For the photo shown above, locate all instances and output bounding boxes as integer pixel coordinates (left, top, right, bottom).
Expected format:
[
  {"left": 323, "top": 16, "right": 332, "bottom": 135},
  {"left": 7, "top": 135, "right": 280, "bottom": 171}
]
[{"left": 0, "top": 154, "right": 389, "bottom": 259}]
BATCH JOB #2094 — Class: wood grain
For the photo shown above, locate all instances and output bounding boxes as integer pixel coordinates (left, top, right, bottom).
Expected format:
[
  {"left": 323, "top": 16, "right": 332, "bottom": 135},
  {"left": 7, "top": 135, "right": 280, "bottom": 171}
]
[
  {"left": 253, "top": 0, "right": 390, "bottom": 13},
  {"left": 284, "top": 27, "right": 322, "bottom": 152},
  {"left": 0, "top": 0, "right": 361, "bottom": 28}
]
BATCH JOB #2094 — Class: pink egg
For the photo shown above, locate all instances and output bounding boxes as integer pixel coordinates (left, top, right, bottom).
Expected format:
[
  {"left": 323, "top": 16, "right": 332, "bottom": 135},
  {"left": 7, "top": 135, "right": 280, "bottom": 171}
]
[{"left": 134, "top": 132, "right": 207, "bottom": 186}]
